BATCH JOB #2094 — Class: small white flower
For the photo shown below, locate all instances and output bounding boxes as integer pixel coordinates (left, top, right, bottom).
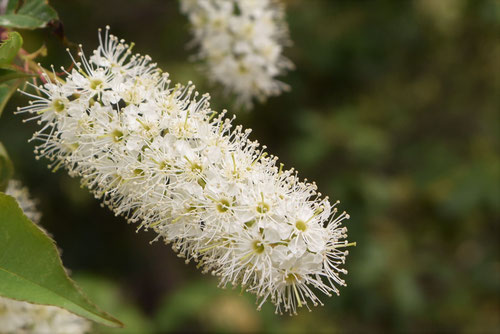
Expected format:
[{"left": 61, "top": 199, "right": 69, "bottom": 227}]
[
  {"left": 180, "top": 0, "right": 294, "bottom": 108},
  {"left": 18, "top": 28, "right": 353, "bottom": 315}
]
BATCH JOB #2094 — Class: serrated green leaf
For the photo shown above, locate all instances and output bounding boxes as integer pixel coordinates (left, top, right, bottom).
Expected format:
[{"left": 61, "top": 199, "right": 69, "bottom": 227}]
[
  {"left": 0, "top": 0, "right": 58, "bottom": 29},
  {"left": 0, "top": 193, "right": 124, "bottom": 328},
  {"left": 0, "top": 142, "right": 13, "bottom": 192},
  {"left": 0, "top": 31, "right": 23, "bottom": 67}
]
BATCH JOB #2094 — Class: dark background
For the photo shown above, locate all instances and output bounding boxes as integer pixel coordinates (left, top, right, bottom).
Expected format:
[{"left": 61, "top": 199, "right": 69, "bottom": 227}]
[{"left": 1, "top": 0, "right": 499, "bottom": 332}]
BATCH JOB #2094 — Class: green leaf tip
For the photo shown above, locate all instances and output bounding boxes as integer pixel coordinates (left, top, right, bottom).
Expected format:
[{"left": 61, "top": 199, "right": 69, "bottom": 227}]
[{"left": 0, "top": 192, "right": 124, "bottom": 327}]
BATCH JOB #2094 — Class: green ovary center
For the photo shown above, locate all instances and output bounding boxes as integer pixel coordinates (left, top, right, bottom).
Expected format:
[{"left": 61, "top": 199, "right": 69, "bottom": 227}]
[
  {"left": 112, "top": 129, "right": 124, "bottom": 142},
  {"left": 295, "top": 220, "right": 307, "bottom": 232},
  {"left": 190, "top": 163, "right": 202, "bottom": 174},
  {"left": 90, "top": 79, "right": 103, "bottom": 90},
  {"left": 252, "top": 240, "right": 265, "bottom": 254},
  {"left": 216, "top": 199, "right": 231, "bottom": 213},
  {"left": 52, "top": 99, "right": 65, "bottom": 112},
  {"left": 285, "top": 273, "right": 301, "bottom": 284},
  {"left": 256, "top": 202, "right": 270, "bottom": 214}
]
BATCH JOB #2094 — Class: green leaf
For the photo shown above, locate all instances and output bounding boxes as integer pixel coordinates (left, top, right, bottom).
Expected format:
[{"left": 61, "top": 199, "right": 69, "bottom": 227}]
[
  {"left": 6, "top": 0, "right": 20, "bottom": 12},
  {"left": 0, "top": 31, "right": 23, "bottom": 67},
  {"left": 0, "top": 80, "right": 22, "bottom": 118},
  {"left": 0, "top": 193, "right": 123, "bottom": 328},
  {"left": 0, "top": 68, "right": 33, "bottom": 83},
  {"left": 0, "top": 0, "right": 58, "bottom": 29},
  {"left": 0, "top": 142, "right": 13, "bottom": 192}
]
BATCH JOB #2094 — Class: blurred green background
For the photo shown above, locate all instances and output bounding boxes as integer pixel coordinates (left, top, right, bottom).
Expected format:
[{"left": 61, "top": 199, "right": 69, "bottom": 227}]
[{"left": 1, "top": 0, "right": 499, "bottom": 332}]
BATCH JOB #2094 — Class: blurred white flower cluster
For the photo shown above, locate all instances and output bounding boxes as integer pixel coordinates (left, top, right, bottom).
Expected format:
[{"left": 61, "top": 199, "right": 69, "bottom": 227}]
[
  {"left": 0, "top": 296, "right": 91, "bottom": 334},
  {"left": 180, "top": 0, "right": 293, "bottom": 108},
  {"left": 5, "top": 180, "right": 41, "bottom": 224},
  {"left": 2, "top": 183, "right": 91, "bottom": 334},
  {"left": 19, "top": 28, "right": 351, "bottom": 314}
]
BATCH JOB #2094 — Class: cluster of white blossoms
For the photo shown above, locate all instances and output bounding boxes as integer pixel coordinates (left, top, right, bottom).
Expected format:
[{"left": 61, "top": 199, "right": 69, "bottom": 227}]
[
  {"left": 18, "top": 28, "right": 352, "bottom": 314},
  {"left": 180, "top": 0, "right": 293, "bottom": 108},
  {"left": 2, "top": 182, "right": 91, "bottom": 334},
  {"left": 0, "top": 296, "right": 91, "bottom": 334}
]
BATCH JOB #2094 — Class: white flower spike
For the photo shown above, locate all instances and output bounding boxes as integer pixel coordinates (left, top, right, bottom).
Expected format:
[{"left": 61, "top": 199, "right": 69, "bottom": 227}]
[
  {"left": 180, "top": 0, "right": 294, "bottom": 108},
  {"left": 18, "top": 27, "right": 353, "bottom": 315}
]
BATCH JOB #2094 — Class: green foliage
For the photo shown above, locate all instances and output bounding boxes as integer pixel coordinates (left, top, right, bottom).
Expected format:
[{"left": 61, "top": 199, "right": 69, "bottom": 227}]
[
  {"left": 0, "top": 0, "right": 58, "bottom": 29},
  {"left": 0, "top": 3, "right": 53, "bottom": 117},
  {"left": 154, "top": 281, "right": 220, "bottom": 332},
  {"left": 0, "top": 31, "right": 22, "bottom": 67},
  {"left": 0, "top": 30, "right": 28, "bottom": 119},
  {"left": 0, "top": 193, "right": 123, "bottom": 327},
  {"left": 0, "top": 142, "right": 13, "bottom": 191},
  {"left": 154, "top": 279, "right": 279, "bottom": 333},
  {"left": 0, "top": 68, "right": 33, "bottom": 82},
  {"left": 0, "top": 80, "right": 23, "bottom": 118},
  {"left": 73, "top": 274, "right": 153, "bottom": 334}
]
